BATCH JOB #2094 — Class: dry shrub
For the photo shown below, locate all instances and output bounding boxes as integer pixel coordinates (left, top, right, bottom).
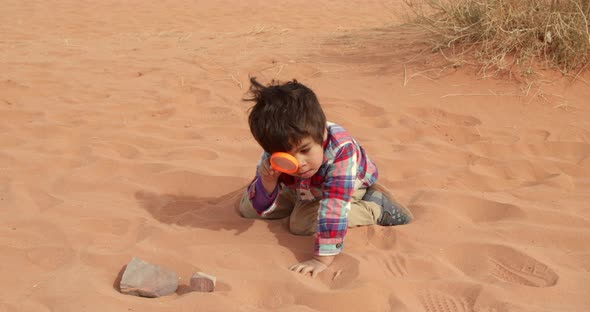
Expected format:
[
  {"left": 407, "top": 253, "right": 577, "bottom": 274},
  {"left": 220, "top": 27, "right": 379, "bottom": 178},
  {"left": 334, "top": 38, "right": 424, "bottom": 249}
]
[{"left": 403, "top": 0, "right": 590, "bottom": 76}]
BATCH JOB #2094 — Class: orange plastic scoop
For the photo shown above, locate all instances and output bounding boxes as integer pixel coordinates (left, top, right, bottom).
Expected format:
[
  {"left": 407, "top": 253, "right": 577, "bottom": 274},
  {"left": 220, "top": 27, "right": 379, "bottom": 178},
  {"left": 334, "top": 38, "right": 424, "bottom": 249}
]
[{"left": 270, "top": 152, "right": 299, "bottom": 174}]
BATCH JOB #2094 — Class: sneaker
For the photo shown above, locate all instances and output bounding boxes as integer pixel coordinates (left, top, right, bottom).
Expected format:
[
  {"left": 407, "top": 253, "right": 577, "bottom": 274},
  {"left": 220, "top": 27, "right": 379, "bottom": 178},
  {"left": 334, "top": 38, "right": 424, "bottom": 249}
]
[{"left": 362, "top": 183, "right": 413, "bottom": 226}]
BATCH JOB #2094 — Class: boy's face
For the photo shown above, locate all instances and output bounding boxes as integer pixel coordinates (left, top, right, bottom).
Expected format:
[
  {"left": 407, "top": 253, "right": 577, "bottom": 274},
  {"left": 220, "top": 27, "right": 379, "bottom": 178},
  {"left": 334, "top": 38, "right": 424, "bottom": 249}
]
[{"left": 287, "top": 131, "right": 326, "bottom": 179}]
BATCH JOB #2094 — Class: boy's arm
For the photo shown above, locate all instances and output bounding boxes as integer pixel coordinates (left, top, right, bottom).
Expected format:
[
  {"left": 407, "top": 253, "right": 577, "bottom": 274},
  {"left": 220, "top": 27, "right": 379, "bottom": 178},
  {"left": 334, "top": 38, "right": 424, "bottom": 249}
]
[
  {"left": 249, "top": 177, "right": 279, "bottom": 212},
  {"left": 315, "top": 142, "right": 358, "bottom": 256},
  {"left": 247, "top": 152, "right": 282, "bottom": 215},
  {"left": 289, "top": 143, "right": 358, "bottom": 277}
]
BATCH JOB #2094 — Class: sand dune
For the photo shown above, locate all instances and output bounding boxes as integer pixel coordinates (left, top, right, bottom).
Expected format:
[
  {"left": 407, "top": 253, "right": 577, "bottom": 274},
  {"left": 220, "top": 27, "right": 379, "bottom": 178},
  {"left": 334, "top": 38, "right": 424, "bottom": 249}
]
[{"left": 2, "top": 1, "right": 590, "bottom": 311}]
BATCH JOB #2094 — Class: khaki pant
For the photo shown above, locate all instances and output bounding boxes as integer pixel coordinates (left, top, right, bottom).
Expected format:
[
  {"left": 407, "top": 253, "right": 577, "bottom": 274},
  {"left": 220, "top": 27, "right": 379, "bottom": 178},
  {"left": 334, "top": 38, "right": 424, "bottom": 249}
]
[{"left": 239, "top": 184, "right": 382, "bottom": 236}]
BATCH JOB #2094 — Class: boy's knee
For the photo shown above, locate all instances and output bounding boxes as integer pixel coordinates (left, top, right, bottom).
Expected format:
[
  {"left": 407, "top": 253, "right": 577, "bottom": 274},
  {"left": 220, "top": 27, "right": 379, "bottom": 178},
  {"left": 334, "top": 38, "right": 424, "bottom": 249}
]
[
  {"left": 289, "top": 218, "right": 315, "bottom": 236},
  {"left": 239, "top": 192, "right": 260, "bottom": 219}
]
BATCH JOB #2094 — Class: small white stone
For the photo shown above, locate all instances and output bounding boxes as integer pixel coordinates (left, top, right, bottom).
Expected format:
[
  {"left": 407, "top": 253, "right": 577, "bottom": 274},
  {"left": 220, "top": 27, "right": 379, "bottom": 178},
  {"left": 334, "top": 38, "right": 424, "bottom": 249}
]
[{"left": 189, "top": 272, "right": 216, "bottom": 292}]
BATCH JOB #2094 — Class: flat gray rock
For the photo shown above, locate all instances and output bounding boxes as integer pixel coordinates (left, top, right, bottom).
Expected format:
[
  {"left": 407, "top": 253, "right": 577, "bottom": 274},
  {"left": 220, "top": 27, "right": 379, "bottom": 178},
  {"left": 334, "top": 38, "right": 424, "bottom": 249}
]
[
  {"left": 190, "top": 272, "right": 216, "bottom": 292},
  {"left": 119, "top": 257, "right": 178, "bottom": 298}
]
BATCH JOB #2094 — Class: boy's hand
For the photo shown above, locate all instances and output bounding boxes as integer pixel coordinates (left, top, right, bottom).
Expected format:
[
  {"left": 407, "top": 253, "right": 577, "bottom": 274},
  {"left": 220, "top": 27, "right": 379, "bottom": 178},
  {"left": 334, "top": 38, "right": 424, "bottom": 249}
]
[
  {"left": 289, "top": 255, "right": 335, "bottom": 277},
  {"left": 258, "top": 158, "right": 281, "bottom": 194}
]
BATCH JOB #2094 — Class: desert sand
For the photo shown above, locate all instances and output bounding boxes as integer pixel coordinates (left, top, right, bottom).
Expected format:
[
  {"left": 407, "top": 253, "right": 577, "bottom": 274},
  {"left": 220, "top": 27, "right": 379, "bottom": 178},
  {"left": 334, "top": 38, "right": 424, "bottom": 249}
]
[{"left": 2, "top": 1, "right": 590, "bottom": 311}]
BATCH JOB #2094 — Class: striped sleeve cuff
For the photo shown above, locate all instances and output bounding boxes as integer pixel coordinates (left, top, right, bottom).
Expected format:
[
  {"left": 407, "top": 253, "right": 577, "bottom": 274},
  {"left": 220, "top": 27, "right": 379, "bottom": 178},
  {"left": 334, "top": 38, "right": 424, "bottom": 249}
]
[{"left": 315, "top": 237, "right": 344, "bottom": 256}]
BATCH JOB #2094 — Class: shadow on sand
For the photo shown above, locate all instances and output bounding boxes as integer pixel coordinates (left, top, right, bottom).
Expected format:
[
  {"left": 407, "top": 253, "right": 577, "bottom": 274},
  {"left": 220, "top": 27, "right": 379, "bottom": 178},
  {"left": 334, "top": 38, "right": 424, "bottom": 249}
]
[{"left": 134, "top": 186, "right": 312, "bottom": 263}]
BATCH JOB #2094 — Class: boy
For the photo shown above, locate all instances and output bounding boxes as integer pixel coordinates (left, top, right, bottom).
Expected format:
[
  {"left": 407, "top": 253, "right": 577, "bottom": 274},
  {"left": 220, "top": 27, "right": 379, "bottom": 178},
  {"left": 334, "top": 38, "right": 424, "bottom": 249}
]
[{"left": 239, "top": 78, "right": 412, "bottom": 277}]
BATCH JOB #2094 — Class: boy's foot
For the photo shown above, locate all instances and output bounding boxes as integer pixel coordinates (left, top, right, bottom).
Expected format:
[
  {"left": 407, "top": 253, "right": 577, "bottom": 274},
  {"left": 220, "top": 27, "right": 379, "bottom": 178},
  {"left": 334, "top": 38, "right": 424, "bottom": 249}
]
[{"left": 363, "top": 184, "right": 412, "bottom": 226}]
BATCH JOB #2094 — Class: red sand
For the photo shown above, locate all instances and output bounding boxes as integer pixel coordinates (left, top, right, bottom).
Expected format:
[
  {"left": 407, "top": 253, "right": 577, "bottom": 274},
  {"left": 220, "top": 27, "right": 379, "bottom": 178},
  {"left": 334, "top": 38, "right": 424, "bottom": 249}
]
[{"left": 2, "top": 1, "right": 590, "bottom": 311}]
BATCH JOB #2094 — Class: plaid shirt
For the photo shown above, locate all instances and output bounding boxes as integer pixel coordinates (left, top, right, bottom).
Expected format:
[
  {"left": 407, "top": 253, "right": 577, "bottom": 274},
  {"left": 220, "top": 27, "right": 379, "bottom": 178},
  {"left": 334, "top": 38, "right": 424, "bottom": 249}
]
[{"left": 248, "top": 122, "right": 378, "bottom": 256}]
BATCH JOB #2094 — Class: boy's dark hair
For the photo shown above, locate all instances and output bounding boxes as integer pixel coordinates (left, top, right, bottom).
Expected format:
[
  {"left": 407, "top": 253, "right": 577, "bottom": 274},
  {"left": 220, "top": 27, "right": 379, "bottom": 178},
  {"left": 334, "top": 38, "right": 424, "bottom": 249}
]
[{"left": 244, "top": 77, "right": 326, "bottom": 153}]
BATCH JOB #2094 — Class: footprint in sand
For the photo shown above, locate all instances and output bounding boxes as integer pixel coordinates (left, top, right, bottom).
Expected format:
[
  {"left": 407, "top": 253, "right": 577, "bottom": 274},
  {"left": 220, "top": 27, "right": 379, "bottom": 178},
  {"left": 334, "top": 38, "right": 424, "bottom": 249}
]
[
  {"left": 419, "top": 283, "right": 482, "bottom": 312},
  {"left": 28, "top": 187, "right": 63, "bottom": 213},
  {"left": 0, "top": 108, "right": 46, "bottom": 124},
  {"left": 97, "top": 141, "right": 142, "bottom": 159},
  {"left": 363, "top": 226, "right": 399, "bottom": 250},
  {"left": 147, "top": 106, "right": 177, "bottom": 119},
  {"left": 383, "top": 253, "right": 461, "bottom": 280},
  {"left": 382, "top": 254, "right": 408, "bottom": 278},
  {"left": 519, "top": 172, "right": 574, "bottom": 192},
  {"left": 443, "top": 243, "right": 558, "bottom": 288},
  {"left": 402, "top": 107, "right": 483, "bottom": 145},
  {"left": 488, "top": 252, "right": 558, "bottom": 287},
  {"left": 416, "top": 191, "right": 525, "bottom": 223},
  {"left": 408, "top": 107, "right": 482, "bottom": 127},
  {"left": 1, "top": 79, "right": 30, "bottom": 91},
  {"left": 316, "top": 253, "right": 360, "bottom": 290},
  {"left": 2, "top": 221, "right": 74, "bottom": 270},
  {"left": 162, "top": 147, "right": 219, "bottom": 161},
  {"left": 525, "top": 141, "right": 590, "bottom": 164},
  {"left": 26, "top": 245, "right": 75, "bottom": 270},
  {"left": 322, "top": 98, "right": 392, "bottom": 128}
]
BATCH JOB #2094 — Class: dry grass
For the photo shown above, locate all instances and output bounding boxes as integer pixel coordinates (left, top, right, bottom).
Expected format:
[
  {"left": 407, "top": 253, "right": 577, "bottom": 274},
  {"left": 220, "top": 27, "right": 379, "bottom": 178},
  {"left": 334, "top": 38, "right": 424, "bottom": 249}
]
[{"left": 402, "top": 0, "right": 590, "bottom": 77}]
